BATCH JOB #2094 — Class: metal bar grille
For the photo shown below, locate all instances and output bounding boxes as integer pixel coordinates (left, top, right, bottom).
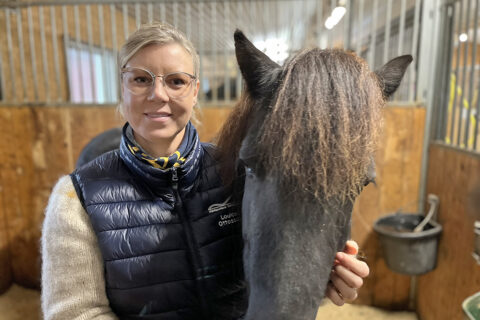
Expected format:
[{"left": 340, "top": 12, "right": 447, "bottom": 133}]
[
  {"left": 39, "top": 6, "right": 50, "bottom": 101},
  {"left": 27, "top": 7, "right": 39, "bottom": 100},
  {"left": 147, "top": 3, "right": 152, "bottom": 23},
  {"left": 6, "top": 8, "right": 16, "bottom": 101},
  {"left": 409, "top": 0, "right": 421, "bottom": 102},
  {"left": 86, "top": 4, "right": 96, "bottom": 102},
  {"left": 449, "top": 0, "right": 464, "bottom": 145},
  {"left": 398, "top": 0, "right": 406, "bottom": 55},
  {"left": 383, "top": 0, "right": 392, "bottom": 63},
  {"left": 16, "top": 7, "right": 28, "bottom": 101},
  {"left": 74, "top": 5, "right": 84, "bottom": 101},
  {"left": 435, "top": 4, "right": 454, "bottom": 142},
  {"left": 122, "top": 3, "right": 128, "bottom": 40},
  {"left": 464, "top": 0, "right": 479, "bottom": 148},
  {"left": 0, "top": 0, "right": 424, "bottom": 107},
  {"left": 135, "top": 2, "right": 141, "bottom": 29},
  {"left": 211, "top": 1, "right": 218, "bottom": 104},
  {"left": 456, "top": 0, "right": 472, "bottom": 146},
  {"left": 368, "top": 0, "right": 378, "bottom": 67},
  {"left": 431, "top": 0, "right": 480, "bottom": 153}
]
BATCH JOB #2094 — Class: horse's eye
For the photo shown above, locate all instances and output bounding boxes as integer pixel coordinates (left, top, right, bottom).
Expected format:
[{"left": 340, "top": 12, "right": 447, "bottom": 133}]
[
  {"left": 238, "top": 158, "right": 255, "bottom": 176},
  {"left": 245, "top": 166, "right": 254, "bottom": 175}
]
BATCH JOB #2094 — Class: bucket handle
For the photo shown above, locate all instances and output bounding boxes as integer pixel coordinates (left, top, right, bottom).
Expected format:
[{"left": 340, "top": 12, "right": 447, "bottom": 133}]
[{"left": 413, "top": 194, "right": 439, "bottom": 233}]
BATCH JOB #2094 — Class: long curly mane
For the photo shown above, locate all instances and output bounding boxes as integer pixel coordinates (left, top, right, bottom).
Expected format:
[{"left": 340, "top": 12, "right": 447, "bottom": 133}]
[{"left": 216, "top": 49, "right": 384, "bottom": 204}]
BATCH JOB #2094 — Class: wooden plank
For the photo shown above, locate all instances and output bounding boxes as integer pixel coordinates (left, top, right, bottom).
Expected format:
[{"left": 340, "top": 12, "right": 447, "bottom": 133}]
[
  {"left": 417, "top": 144, "right": 480, "bottom": 320},
  {"left": 68, "top": 107, "right": 122, "bottom": 167},
  {"left": 373, "top": 107, "right": 411, "bottom": 307},
  {"left": 5, "top": 107, "right": 39, "bottom": 288},
  {"left": 350, "top": 183, "right": 380, "bottom": 305},
  {"left": 197, "top": 106, "right": 234, "bottom": 142},
  {"left": 352, "top": 106, "right": 426, "bottom": 308},
  {"left": 0, "top": 108, "right": 13, "bottom": 293}
]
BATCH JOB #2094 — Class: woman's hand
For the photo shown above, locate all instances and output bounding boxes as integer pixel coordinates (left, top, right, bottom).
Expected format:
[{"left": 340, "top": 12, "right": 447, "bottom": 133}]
[{"left": 326, "top": 240, "right": 370, "bottom": 306}]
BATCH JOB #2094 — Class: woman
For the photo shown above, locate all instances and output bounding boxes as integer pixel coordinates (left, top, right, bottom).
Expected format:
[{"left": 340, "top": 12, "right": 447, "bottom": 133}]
[{"left": 41, "top": 22, "right": 368, "bottom": 319}]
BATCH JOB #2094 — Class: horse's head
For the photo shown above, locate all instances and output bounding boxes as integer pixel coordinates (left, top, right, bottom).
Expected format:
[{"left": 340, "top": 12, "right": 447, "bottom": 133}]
[{"left": 217, "top": 31, "right": 411, "bottom": 319}]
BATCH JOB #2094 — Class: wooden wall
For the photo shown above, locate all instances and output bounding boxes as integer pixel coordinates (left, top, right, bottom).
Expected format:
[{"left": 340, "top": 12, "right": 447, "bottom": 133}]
[
  {"left": 0, "top": 104, "right": 233, "bottom": 292},
  {"left": 352, "top": 105, "right": 426, "bottom": 309},
  {"left": 417, "top": 144, "right": 480, "bottom": 320},
  {"left": 0, "top": 105, "right": 426, "bottom": 311},
  {"left": 0, "top": 106, "right": 123, "bottom": 291}
]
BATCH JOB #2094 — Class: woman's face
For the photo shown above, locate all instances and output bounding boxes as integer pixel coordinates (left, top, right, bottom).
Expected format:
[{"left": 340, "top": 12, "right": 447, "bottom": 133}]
[{"left": 122, "top": 43, "right": 199, "bottom": 157}]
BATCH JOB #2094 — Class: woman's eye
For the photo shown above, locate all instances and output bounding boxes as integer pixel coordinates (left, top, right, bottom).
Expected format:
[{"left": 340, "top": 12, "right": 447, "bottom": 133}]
[
  {"left": 167, "top": 77, "right": 187, "bottom": 87},
  {"left": 134, "top": 76, "right": 151, "bottom": 85}
]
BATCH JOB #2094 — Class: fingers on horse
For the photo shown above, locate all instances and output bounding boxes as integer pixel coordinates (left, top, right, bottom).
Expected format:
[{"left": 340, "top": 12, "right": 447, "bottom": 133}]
[
  {"left": 326, "top": 282, "right": 345, "bottom": 306},
  {"left": 336, "top": 252, "right": 370, "bottom": 278},
  {"left": 334, "top": 264, "right": 364, "bottom": 289},
  {"left": 330, "top": 273, "right": 359, "bottom": 301},
  {"left": 344, "top": 240, "right": 359, "bottom": 255}
]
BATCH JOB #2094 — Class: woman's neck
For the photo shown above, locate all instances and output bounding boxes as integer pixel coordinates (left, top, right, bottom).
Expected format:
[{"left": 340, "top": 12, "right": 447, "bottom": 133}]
[{"left": 133, "top": 129, "right": 185, "bottom": 158}]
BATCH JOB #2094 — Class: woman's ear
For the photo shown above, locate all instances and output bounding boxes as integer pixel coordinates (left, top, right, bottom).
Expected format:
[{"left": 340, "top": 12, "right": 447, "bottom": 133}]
[
  {"left": 194, "top": 79, "right": 200, "bottom": 97},
  {"left": 193, "top": 80, "right": 200, "bottom": 106}
]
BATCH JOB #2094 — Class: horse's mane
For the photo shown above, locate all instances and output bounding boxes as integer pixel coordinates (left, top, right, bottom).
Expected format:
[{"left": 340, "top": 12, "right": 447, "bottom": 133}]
[{"left": 216, "top": 49, "right": 384, "bottom": 204}]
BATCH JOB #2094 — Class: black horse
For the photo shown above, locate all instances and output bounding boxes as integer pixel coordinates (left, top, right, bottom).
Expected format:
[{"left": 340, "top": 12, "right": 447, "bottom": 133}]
[{"left": 215, "top": 30, "right": 412, "bottom": 319}]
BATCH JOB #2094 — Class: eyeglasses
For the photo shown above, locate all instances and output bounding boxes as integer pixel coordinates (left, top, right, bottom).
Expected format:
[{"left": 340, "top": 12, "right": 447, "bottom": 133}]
[{"left": 121, "top": 67, "right": 197, "bottom": 99}]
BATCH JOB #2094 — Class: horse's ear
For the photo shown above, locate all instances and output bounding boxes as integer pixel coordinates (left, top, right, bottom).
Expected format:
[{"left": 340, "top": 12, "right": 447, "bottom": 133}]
[
  {"left": 234, "top": 30, "right": 281, "bottom": 97},
  {"left": 375, "top": 55, "right": 413, "bottom": 98}
]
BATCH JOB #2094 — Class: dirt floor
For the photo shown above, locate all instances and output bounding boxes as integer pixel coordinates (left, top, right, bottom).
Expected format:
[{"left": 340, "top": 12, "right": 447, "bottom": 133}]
[
  {"left": 0, "top": 285, "right": 42, "bottom": 320},
  {"left": 316, "top": 300, "right": 419, "bottom": 320},
  {"left": 0, "top": 284, "right": 419, "bottom": 320}
]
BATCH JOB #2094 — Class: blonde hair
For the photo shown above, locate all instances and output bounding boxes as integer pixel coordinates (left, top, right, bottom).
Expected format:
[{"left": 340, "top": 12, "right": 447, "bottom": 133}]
[
  {"left": 118, "top": 22, "right": 199, "bottom": 75},
  {"left": 117, "top": 22, "right": 200, "bottom": 117}
]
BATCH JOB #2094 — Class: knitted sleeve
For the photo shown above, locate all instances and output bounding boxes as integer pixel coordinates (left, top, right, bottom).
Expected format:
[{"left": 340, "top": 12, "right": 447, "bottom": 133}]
[{"left": 41, "top": 175, "right": 118, "bottom": 320}]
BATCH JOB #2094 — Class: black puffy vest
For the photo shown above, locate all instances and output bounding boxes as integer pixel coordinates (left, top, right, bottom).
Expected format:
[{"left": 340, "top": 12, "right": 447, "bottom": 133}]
[{"left": 71, "top": 144, "right": 247, "bottom": 319}]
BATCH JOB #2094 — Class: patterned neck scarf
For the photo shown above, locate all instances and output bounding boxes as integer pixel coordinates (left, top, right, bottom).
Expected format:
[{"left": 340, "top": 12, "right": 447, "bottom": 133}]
[
  {"left": 119, "top": 122, "right": 203, "bottom": 197},
  {"left": 124, "top": 122, "right": 196, "bottom": 170}
]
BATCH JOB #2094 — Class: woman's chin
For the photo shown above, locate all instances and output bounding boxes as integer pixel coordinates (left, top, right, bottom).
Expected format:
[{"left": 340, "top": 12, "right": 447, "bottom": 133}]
[{"left": 145, "top": 128, "right": 185, "bottom": 147}]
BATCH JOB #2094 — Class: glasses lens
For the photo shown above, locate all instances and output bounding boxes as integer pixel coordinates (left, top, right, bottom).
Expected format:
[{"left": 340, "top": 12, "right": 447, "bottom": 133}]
[
  {"left": 164, "top": 72, "right": 194, "bottom": 98},
  {"left": 123, "top": 68, "right": 153, "bottom": 95}
]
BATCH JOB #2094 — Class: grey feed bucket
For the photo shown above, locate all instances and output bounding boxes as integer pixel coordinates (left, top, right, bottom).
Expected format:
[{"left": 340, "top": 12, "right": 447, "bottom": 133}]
[{"left": 373, "top": 195, "right": 442, "bottom": 275}]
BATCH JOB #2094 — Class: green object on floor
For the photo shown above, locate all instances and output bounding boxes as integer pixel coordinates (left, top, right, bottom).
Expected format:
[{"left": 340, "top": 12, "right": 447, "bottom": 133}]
[{"left": 464, "top": 292, "right": 480, "bottom": 320}]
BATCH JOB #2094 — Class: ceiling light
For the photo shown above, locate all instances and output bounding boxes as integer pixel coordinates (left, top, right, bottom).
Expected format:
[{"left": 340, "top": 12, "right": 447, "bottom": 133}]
[{"left": 325, "top": 6, "right": 346, "bottom": 30}]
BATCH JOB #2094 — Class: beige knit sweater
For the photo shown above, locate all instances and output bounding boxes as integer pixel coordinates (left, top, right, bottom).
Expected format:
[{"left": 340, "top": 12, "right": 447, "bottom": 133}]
[{"left": 41, "top": 176, "right": 118, "bottom": 320}]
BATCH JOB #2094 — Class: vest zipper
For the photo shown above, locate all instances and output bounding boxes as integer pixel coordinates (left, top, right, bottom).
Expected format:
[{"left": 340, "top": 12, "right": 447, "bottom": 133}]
[{"left": 171, "top": 167, "right": 210, "bottom": 318}]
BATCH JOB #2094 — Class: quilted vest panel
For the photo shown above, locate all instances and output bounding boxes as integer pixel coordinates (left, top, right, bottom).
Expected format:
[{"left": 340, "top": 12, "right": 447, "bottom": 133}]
[{"left": 71, "top": 145, "right": 247, "bottom": 320}]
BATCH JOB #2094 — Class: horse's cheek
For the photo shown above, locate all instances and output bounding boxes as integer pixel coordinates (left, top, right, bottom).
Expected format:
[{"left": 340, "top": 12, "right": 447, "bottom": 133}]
[{"left": 241, "top": 175, "right": 256, "bottom": 264}]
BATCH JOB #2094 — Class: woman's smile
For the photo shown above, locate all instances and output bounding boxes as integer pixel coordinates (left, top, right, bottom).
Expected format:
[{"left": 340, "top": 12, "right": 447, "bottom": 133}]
[{"left": 144, "top": 111, "right": 173, "bottom": 122}]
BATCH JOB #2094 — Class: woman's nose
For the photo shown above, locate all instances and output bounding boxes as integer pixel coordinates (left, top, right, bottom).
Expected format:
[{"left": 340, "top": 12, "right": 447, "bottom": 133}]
[{"left": 148, "top": 78, "right": 169, "bottom": 101}]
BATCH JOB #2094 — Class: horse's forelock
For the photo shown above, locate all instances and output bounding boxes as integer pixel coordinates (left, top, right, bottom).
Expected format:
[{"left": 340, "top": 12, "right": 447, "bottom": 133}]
[
  {"left": 257, "top": 49, "right": 384, "bottom": 203},
  {"left": 216, "top": 49, "right": 384, "bottom": 204}
]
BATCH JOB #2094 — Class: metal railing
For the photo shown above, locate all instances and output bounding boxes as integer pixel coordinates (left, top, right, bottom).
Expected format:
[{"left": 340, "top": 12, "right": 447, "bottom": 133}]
[
  {"left": 0, "top": 0, "right": 424, "bottom": 106},
  {"left": 431, "top": 0, "right": 480, "bottom": 152},
  {"left": 347, "top": 0, "right": 422, "bottom": 102}
]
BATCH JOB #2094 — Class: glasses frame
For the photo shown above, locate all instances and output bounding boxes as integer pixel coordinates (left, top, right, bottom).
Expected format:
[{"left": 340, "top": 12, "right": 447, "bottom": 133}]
[{"left": 121, "top": 67, "right": 197, "bottom": 99}]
